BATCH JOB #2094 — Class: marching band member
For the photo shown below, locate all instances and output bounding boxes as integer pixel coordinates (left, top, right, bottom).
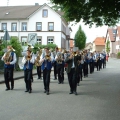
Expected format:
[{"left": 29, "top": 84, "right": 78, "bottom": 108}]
[
  {"left": 40, "top": 47, "right": 54, "bottom": 95},
  {"left": 1, "top": 45, "right": 17, "bottom": 91},
  {"left": 83, "top": 51, "right": 89, "bottom": 77},
  {"left": 65, "top": 47, "right": 80, "bottom": 95},
  {"left": 22, "top": 48, "right": 35, "bottom": 93},
  {"left": 55, "top": 51, "right": 64, "bottom": 84},
  {"left": 53, "top": 47, "right": 59, "bottom": 80},
  {"left": 77, "top": 51, "right": 82, "bottom": 86},
  {"left": 35, "top": 49, "right": 42, "bottom": 79}
]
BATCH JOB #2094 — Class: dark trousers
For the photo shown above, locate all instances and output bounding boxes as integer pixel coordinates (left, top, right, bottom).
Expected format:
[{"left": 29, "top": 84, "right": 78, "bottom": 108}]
[
  {"left": 62, "top": 65, "right": 64, "bottom": 82},
  {"left": 77, "top": 68, "right": 82, "bottom": 83},
  {"left": 4, "top": 68, "right": 14, "bottom": 89},
  {"left": 57, "top": 65, "right": 63, "bottom": 83},
  {"left": 89, "top": 62, "right": 93, "bottom": 73},
  {"left": 43, "top": 68, "right": 51, "bottom": 92},
  {"left": 53, "top": 62, "right": 57, "bottom": 79},
  {"left": 83, "top": 62, "right": 88, "bottom": 77},
  {"left": 67, "top": 68, "right": 77, "bottom": 92},
  {"left": 37, "top": 66, "right": 41, "bottom": 78},
  {"left": 24, "top": 69, "right": 32, "bottom": 91}
]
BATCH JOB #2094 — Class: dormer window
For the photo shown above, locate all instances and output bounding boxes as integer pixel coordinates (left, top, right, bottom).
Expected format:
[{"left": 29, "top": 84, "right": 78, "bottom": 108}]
[{"left": 42, "top": 9, "right": 48, "bottom": 17}]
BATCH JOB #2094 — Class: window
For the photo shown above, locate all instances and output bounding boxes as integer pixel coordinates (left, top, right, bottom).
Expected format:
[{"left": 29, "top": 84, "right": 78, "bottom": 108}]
[
  {"left": 11, "top": 23, "right": 17, "bottom": 31},
  {"left": 48, "top": 22, "right": 54, "bottom": 31},
  {"left": 36, "top": 22, "right": 42, "bottom": 31},
  {"left": 43, "top": 9, "right": 48, "bottom": 17},
  {"left": 21, "top": 37, "right": 27, "bottom": 45},
  {"left": 37, "top": 36, "right": 42, "bottom": 44},
  {"left": 47, "top": 36, "right": 54, "bottom": 44},
  {"left": 22, "top": 22, "right": 27, "bottom": 31},
  {"left": 113, "top": 29, "right": 116, "bottom": 34},
  {"left": 1, "top": 36, "right": 3, "bottom": 40},
  {"left": 2, "top": 23, "right": 7, "bottom": 31}
]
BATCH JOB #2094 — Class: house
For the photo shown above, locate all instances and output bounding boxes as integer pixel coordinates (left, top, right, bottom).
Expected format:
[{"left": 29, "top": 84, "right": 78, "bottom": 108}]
[
  {"left": 92, "top": 37, "right": 105, "bottom": 52},
  {"left": 0, "top": 3, "right": 71, "bottom": 49},
  {"left": 105, "top": 26, "right": 120, "bottom": 57},
  {"left": 69, "top": 39, "right": 74, "bottom": 49},
  {"left": 85, "top": 42, "right": 93, "bottom": 52}
]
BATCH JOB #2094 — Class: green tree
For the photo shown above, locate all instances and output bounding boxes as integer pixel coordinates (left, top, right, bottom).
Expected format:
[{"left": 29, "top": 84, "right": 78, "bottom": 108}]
[
  {"left": 50, "top": 0, "right": 120, "bottom": 27},
  {"left": 7, "top": 37, "right": 23, "bottom": 71},
  {"left": 106, "top": 40, "right": 110, "bottom": 53},
  {"left": 74, "top": 25, "right": 86, "bottom": 50}
]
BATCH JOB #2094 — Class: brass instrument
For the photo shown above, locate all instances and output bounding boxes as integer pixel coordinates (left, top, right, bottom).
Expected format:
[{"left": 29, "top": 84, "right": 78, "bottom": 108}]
[
  {"left": 56, "top": 53, "right": 63, "bottom": 64},
  {"left": 25, "top": 55, "right": 32, "bottom": 61},
  {"left": 35, "top": 49, "right": 42, "bottom": 66},
  {"left": 72, "top": 52, "right": 78, "bottom": 57},
  {"left": 45, "top": 54, "right": 51, "bottom": 60},
  {"left": 3, "top": 47, "right": 15, "bottom": 63}
]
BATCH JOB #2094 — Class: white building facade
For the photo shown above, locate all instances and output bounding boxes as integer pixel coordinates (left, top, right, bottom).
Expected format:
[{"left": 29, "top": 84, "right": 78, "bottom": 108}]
[{"left": 0, "top": 4, "right": 71, "bottom": 49}]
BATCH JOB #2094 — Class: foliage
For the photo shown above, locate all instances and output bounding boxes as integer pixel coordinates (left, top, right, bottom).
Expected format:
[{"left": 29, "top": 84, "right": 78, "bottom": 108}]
[
  {"left": 50, "top": 0, "right": 120, "bottom": 27},
  {"left": 106, "top": 40, "right": 110, "bottom": 53},
  {"left": 32, "top": 43, "right": 57, "bottom": 53},
  {"left": 117, "top": 52, "right": 120, "bottom": 57},
  {"left": 0, "top": 40, "right": 6, "bottom": 56},
  {"left": 8, "top": 37, "right": 23, "bottom": 57},
  {"left": 74, "top": 25, "right": 86, "bottom": 50}
]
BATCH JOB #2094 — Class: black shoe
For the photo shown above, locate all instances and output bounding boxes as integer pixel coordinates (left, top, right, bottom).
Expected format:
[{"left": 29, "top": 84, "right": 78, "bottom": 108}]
[
  {"left": 29, "top": 90, "right": 32, "bottom": 93},
  {"left": 54, "top": 78, "right": 57, "bottom": 80},
  {"left": 5, "top": 88, "right": 10, "bottom": 91},
  {"left": 44, "top": 90, "right": 46, "bottom": 93},
  {"left": 74, "top": 91, "right": 78, "bottom": 95},
  {"left": 58, "top": 82, "right": 61, "bottom": 84},
  {"left": 61, "top": 82, "right": 64, "bottom": 84},
  {"left": 38, "top": 77, "right": 40, "bottom": 79},
  {"left": 77, "top": 83, "right": 80, "bottom": 86},
  {"left": 69, "top": 91, "right": 73, "bottom": 94},
  {"left": 46, "top": 91, "right": 49, "bottom": 95},
  {"left": 11, "top": 86, "right": 14, "bottom": 90},
  {"left": 25, "top": 90, "right": 28, "bottom": 92}
]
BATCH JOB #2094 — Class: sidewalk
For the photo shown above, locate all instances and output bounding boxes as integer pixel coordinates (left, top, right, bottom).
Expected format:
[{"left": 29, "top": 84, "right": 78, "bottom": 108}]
[{"left": 0, "top": 69, "right": 37, "bottom": 84}]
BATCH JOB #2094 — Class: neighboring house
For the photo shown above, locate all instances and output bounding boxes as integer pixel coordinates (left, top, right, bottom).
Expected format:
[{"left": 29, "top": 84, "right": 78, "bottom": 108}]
[
  {"left": 92, "top": 37, "right": 105, "bottom": 52},
  {"left": 85, "top": 42, "right": 93, "bottom": 52},
  {"left": 0, "top": 3, "right": 71, "bottom": 49},
  {"left": 105, "top": 26, "right": 120, "bottom": 57},
  {"left": 69, "top": 39, "right": 74, "bottom": 49}
]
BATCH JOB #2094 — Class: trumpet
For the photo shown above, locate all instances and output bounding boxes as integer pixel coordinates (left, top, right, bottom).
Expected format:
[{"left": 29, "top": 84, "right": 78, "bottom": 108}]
[
  {"left": 72, "top": 52, "right": 78, "bottom": 57},
  {"left": 25, "top": 55, "right": 32, "bottom": 61}
]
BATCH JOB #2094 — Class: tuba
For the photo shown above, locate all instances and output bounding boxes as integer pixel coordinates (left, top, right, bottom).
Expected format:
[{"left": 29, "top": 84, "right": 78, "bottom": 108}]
[
  {"left": 35, "top": 49, "right": 42, "bottom": 66},
  {"left": 3, "top": 47, "right": 15, "bottom": 63},
  {"left": 56, "top": 53, "right": 63, "bottom": 64}
]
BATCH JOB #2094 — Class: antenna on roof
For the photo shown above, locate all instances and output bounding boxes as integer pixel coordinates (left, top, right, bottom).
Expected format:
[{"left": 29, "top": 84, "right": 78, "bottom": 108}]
[{"left": 7, "top": 0, "right": 9, "bottom": 6}]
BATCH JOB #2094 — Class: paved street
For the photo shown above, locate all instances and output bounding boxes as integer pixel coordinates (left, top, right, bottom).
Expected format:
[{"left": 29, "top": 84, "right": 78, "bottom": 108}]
[{"left": 0, "top": 58, "right": 120, "bottom": 120}]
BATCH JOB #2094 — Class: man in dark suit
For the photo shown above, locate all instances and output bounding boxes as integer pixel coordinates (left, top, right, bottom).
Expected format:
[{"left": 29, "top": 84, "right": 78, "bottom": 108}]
[{"left": 65, "top": 47, "right": 80, "bottom": 95}]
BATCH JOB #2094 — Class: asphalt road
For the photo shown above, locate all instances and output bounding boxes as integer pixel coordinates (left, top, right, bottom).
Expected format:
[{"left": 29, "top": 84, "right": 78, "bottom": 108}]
[{"left": 0, "top": 58, "right": 120, "bottom": 120}]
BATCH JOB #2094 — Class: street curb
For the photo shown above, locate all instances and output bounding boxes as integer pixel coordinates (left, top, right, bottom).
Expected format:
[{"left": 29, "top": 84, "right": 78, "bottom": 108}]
[{"left": 0, "top": 73, "right": 37, "bottom": 84}]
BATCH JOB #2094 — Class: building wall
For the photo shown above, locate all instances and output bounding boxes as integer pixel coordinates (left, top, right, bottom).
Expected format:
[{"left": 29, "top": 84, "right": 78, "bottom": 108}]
[
  {"left": 95, "top": 45, "right": 105, "bottom": 52},
  {"left": 0, "top": 5, "right": 70, "bottom": 49}
]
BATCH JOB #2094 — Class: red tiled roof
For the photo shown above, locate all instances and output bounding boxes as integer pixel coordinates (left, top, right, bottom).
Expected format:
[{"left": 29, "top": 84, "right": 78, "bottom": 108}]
[{"left": 93, "top": 37, "right": 105, "bottom": 45}]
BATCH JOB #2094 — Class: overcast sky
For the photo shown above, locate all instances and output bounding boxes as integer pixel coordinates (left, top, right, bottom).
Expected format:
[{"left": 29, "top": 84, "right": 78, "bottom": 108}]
[{"left": 0, "top": 0, "right": 110, "bottom": 43}]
